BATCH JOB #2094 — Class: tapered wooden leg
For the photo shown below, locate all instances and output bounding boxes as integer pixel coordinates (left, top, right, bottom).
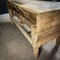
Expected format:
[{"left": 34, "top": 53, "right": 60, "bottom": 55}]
[
  {"left": 33, "top": 46, "right": 42, "bottom": 60},
  {"left": 10, "top": 16, "right": 14, "bottom": 24},
  {"left": 56, "top": 36, "right": 60, "bottom": 46},
  {"left": 33, "top": 47, "right": 39, "bottom": 59},
  {"left": 33, "top": 48, "right": 39, "bottom": 59},
  {"left": 8, "top": 9, "right": 14, "bottom": 24}
]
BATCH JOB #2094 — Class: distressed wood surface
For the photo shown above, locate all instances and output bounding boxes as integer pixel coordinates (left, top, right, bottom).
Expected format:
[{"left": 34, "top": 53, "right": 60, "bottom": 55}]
[
  {"left": 7, "top": 1, "right": 60, "bottom": 59},
  {"left": 10, "top": 1, "right": 60, "bottom": 14}
]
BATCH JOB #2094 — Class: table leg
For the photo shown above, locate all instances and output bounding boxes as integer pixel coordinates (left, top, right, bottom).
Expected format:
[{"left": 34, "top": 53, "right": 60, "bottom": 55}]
[
  {"left": 33, "top": 46, "right": 42, "bottom": 60},
  {"left": 8, "top": 9, "right": 14, "bottom": 24},
  {"left": 56, "top": 36, "right": 60, "bottom": 46}
]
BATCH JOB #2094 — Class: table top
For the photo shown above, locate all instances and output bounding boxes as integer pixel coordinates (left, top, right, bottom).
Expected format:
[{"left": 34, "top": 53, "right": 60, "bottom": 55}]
[{"left": 9, "top": 1, "right": 60, "bottom": 14}]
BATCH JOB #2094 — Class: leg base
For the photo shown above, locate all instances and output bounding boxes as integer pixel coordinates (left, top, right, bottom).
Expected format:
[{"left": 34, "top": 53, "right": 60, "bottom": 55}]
[{"left": 33, "top": 46, "right": 42, "bottom": 60}]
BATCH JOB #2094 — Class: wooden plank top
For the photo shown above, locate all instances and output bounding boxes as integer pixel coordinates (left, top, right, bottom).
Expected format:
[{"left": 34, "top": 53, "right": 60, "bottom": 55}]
[{"left": 9, "top": 1, "right": 60, "bottom": 14}]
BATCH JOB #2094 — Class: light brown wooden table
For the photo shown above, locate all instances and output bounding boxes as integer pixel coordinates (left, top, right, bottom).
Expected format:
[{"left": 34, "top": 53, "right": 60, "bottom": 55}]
[{"left": 7, "top": 1, "right": 60, "bottom": 59}]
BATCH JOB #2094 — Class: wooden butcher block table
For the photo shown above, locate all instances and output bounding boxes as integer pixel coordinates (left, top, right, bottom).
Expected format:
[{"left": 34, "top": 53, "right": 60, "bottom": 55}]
[{"left": 7, "top": 1, "right": 60, "bottom": 59}]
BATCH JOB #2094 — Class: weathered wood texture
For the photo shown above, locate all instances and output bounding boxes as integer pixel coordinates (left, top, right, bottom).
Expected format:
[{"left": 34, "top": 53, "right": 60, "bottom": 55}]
[
  {"left": 7, "top": 1, "right": 60, "bottom": 59},
  {"left": 36, "top": 11, "right": 60, "bottom": 32}
]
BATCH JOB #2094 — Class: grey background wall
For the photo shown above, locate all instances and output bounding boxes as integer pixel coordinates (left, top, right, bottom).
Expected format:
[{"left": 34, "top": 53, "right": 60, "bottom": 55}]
[{"left": 0, "top": 0, "right": 8, "bottom": 15}]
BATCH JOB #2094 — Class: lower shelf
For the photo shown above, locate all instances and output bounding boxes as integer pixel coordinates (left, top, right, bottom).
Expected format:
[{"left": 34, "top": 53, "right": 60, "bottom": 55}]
[{"left": 12, "top": 16, "right": 32, "bottom": 44}]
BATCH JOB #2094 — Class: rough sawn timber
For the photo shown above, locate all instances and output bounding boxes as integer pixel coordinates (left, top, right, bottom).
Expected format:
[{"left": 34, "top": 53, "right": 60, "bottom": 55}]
[{"left": 7, "top": 1, "right": 60, "bottom": 59}]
